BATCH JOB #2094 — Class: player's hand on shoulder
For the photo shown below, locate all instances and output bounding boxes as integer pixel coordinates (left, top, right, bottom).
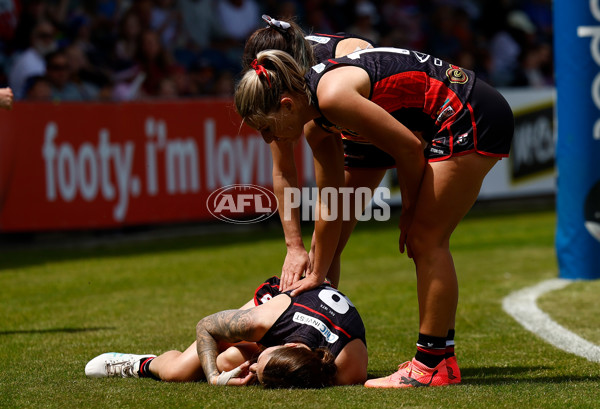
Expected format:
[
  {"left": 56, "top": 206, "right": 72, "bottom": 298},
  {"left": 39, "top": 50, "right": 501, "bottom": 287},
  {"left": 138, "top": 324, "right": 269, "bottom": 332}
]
[
  {"left": 281, "top": 247, "right": 310, "bottom": 291},
  {"left": 289, "top": 272, "right": 323, "bottom": 297}
]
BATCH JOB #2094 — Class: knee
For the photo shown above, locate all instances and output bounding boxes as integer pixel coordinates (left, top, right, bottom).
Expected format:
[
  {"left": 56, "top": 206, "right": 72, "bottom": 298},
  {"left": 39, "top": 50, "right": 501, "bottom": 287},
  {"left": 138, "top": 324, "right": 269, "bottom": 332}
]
[
  {"left": 156, "top": 351, "right": 198, "bottom": 383},
  {"left": 160, "top": 367, "right": 197, "bottom": 383},
  {"left": 408, "top": 225, "right": 449, "bottom": 260},
  {"left": 217, "top": 347, "right": 243, "bottom": 372}
]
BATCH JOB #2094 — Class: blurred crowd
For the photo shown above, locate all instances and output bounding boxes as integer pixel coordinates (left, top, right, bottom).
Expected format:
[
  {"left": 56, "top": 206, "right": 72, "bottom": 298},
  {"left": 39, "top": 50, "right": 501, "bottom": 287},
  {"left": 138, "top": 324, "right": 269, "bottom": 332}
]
[{"left": 0, "top": 0, "right": 553, "bottom": 102}]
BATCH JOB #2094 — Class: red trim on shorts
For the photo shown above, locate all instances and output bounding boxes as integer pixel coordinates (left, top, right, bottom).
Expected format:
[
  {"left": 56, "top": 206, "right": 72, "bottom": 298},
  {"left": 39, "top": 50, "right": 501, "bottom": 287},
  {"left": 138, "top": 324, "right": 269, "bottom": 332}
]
[
  {"left": 428, "top": 149, "right": 509, "bottom": 162},
  {"left": 343, "top": 165, "right": 395, "bottom": 170},
  {"left": 468, "top": 102, "right": 477, "bottom": 151},
  {"left": 428, "top": 101, "right": 508, "bottom": 162}
]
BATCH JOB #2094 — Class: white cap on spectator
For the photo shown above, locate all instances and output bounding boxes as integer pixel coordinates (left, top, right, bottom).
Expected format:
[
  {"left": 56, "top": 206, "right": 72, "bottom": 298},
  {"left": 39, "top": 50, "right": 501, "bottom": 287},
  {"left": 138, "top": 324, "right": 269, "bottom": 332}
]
[{"left": 507, "top": 10, "right": 536, "bottom": 34}]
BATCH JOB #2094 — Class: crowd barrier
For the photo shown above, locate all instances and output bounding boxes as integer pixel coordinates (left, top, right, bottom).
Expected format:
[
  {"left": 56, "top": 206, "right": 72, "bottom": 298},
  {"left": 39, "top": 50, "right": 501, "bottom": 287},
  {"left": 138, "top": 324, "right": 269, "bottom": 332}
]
[
  {"left": 0, "top": 100, "right": 311, "bottom": 231},
  {"left": 0, "top": 89, "right": 554, "bottom": 232}
]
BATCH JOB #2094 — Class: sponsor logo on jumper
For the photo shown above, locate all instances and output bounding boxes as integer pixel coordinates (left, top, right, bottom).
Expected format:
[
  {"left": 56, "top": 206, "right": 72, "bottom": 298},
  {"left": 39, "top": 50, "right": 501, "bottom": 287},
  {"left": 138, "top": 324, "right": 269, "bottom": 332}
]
[
  {"left": 293, "top": 312, "right": 339, "bottom": 343},
  {"left": 446, "top": 65, "right": 468, "bottom": 84}
]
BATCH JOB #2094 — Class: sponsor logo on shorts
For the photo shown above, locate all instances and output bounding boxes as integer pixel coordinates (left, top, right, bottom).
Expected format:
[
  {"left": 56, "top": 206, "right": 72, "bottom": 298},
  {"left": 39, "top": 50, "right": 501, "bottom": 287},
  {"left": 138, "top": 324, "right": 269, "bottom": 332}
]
[
  {"left": 456, "top": 133, "right": 469, "bottom": 145},
  {"left": 293, "top": 312, "right": 339, "bottom": 343},
  {"left": 432, "top": 137, "right": 447, "bottom": 146},
  {"left": 436, "top": 105, "right": 455, "bottom": 123}
]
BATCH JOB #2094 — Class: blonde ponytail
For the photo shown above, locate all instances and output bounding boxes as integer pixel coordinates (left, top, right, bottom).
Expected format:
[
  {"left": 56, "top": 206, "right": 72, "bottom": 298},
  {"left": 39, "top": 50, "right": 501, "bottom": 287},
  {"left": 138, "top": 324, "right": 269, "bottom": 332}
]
[{"left": 234, "top": 49, "right": 311, "bottom": 127}]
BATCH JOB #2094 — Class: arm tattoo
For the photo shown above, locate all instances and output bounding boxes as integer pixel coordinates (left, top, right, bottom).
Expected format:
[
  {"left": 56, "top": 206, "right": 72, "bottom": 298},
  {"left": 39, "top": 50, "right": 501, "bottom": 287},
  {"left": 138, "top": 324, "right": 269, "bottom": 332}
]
[{"left": 196, "top": 309, "right": 257, "bottom": 384}]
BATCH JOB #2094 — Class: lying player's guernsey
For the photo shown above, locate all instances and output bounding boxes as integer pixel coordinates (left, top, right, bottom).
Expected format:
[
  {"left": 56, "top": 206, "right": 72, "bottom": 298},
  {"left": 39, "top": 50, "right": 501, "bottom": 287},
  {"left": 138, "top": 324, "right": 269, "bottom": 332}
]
[
  {"left": 254, "top": 277, "right": 366, "bottom": 357},
  {"left": 305, "top": 47, "right": 476, "bottom": 145}
]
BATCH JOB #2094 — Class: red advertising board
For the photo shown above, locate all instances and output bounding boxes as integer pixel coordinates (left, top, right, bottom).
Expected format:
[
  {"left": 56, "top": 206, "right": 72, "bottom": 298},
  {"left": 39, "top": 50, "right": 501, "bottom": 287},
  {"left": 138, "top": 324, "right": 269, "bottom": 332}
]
[{"left": 0, "top": 100, "right": 311, "bottom": 231}]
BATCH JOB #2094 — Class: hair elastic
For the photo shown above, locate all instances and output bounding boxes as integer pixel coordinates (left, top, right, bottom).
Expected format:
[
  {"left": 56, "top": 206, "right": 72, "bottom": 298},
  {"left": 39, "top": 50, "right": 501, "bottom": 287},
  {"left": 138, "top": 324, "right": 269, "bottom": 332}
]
[
  {"left": 262, "top": 14, "right": 291, "bottom": 34},
  {"left": 251, "top": 58, "right": 272, "bottom": 88}
]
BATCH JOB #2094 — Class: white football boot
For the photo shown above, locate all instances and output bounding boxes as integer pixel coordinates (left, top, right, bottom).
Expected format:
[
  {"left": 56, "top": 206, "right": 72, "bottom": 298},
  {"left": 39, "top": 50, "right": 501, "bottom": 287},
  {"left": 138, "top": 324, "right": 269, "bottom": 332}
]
[{"left": 85, "top": 352, "right": 156, "bottom": 378}]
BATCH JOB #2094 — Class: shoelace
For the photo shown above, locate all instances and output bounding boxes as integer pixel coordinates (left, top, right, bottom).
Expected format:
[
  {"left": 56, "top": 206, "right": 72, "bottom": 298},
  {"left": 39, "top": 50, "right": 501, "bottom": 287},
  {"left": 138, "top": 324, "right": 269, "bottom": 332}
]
[
  {"left": 105, "top": 360, "right": 135, "bottom": 378},
  {"left": 389, "top": 361, "right": 412, "bottom": 381}
]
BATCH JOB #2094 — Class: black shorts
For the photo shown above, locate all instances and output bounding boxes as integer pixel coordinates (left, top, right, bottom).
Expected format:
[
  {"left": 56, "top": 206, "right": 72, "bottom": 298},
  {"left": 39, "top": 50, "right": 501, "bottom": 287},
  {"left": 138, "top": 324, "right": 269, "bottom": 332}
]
[
  {"left": 343, "top": 139, "right": 396, "bottom": 169},
  {"left": 426, "top": 78, "right": 514, "bottom": 162}
]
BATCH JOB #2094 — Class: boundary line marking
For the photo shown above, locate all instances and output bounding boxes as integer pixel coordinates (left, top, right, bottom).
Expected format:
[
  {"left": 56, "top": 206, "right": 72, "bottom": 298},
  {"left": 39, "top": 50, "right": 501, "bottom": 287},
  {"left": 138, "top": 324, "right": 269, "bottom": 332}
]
[{"left": 502, "top": 278, "right": 600, "bottom": 363}]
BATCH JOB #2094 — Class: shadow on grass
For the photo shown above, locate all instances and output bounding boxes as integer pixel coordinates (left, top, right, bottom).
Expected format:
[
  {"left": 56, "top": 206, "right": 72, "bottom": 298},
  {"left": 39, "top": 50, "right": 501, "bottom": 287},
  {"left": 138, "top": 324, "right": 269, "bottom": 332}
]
[
  {"left": 461, "top": 365, "right": 600, "bottom": 385},
  {"left": 0, "top": 326, "right": 116, "bottom": 336},
  {"left": 368, "top": 365, "right": 599, "bottom": 385}
]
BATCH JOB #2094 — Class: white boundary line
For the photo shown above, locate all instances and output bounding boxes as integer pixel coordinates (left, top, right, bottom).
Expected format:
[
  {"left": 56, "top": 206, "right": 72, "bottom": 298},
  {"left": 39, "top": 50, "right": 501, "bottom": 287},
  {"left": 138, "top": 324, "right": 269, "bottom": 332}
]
[{"left": 502, "top": 278, "right": 600, "bottom": 363}]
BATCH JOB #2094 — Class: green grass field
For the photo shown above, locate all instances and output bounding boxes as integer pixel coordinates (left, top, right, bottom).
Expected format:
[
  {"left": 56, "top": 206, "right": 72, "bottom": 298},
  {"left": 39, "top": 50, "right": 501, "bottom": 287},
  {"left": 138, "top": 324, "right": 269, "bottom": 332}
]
[{"left": 1, "top": 207, "right": 599, "bottom": 408}]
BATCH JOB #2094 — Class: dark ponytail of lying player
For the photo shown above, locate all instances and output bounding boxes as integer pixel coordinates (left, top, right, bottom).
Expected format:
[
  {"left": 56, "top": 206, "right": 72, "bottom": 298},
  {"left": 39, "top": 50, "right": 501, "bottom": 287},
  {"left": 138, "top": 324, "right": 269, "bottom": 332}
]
[
  {"left": 242, "top": 15, "right": 316, "bottom": 72},
  {"left": 260, "top": 346, "right": 337, "bottom": 389}
]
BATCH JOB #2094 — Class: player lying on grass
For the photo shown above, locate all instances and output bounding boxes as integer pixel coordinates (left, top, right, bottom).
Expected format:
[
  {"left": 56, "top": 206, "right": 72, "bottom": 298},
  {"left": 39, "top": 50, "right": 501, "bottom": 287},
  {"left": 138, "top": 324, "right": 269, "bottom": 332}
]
[{"left": 85, "top": 277, "right": 367, "bottom": 388}]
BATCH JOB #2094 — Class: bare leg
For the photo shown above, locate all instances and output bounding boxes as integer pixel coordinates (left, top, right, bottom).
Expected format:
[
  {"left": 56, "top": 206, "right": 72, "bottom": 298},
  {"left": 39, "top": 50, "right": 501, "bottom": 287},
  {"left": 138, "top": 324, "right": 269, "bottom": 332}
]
[
  {"left": 148, "top": 341, "right": 260, "bottom": 382},
  {"left": 148, "top": 342, "right": 204, "bottom": 382},
  {"left": 408, "top": 154, "right": 499, "bottom": 337}
]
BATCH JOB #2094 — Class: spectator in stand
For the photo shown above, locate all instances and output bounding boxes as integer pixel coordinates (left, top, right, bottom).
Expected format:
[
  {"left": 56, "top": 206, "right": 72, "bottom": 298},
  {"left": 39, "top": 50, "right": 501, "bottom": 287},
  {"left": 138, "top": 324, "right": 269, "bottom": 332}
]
[
  {"left": 0, "top": 1, "right": 555, "bottom": 100},
  {"left": 9, "top": 20, "right": 57, "bottom": 99},
  {"left": 347, "top": 1, "right": 380, "bottom": 44},
  {"left": 512, "top": 42, "right": 553, "bottom": 87},
  {"left": 157, "top": 76, "right": 178, "bottom": 99},
  {"left": 215, "top": 0, "right": 260, "bottom": 72},
  {"left": 425, "top": 4, "right": 462, "bottom": 63},
  {"left": 10, "top": 0, "right": 50, "bottom": 52},
  {"left": 378, "top": 2, "right": 425, "bottom": 50},
  {"left": 187, "top": 58, "right": 217, "bottom": 96},
  {"left": 304, "top": 6, "right": 336, "bottom": 34},
  {"left": 44, "top": 48, "right": 98, "bottom": 101},
  {"left": 212, "top": 70, "right": 234, "bottom": 97},
  {"left": 177, "top": 0, "right": 220, "bottom": 52},
  {"left": 130, "top": 0, "right": 153, "bottom": 31},
  {"left": 216, "top": 0, "right": 260, "bottom": 43},
  {"left": 489, "top": 10, "right": 537, "bottom": 87},
  {"left": 0, "top": 0, "right": 20, "bottom": 53},
  {"left": 136, "top": 29, "right": 177, "bottom": 97},
  {"left": 24, "top": 75, "right": 52, "bottom": 101},
  {"left": 113, "top": 9, "right": 143, "bottom": 71},
  {"left": 150, "top": 0, "right": 180, "bottom": 51}
]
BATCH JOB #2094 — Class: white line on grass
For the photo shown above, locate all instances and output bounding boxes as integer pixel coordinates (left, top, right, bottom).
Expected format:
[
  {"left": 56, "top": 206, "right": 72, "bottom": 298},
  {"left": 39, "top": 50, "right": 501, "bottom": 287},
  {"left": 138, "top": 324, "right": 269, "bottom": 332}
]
[{"left": 502, "top": 278, "right": 600, "bottom": 363}]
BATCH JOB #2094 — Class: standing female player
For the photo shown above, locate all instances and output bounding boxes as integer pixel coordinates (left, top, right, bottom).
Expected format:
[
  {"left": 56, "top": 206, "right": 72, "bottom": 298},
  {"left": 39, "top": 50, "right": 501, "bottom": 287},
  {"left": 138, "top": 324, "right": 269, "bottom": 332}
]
[
  {"left": 243, "top": 16, "right": 391, "bottom": 291},
  {"left": 234, "top": 46, "right": 514, "bottom": 387}
]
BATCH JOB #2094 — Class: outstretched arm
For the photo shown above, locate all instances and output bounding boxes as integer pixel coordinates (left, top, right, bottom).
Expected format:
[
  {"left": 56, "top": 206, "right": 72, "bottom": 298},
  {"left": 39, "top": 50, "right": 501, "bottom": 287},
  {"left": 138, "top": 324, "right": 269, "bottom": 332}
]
[
  {"left": 270, "top": 140, "right": 310, "bottom": 291},
  {"left": 289, "top": 128, "right": 345, "bottom": 296}
]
